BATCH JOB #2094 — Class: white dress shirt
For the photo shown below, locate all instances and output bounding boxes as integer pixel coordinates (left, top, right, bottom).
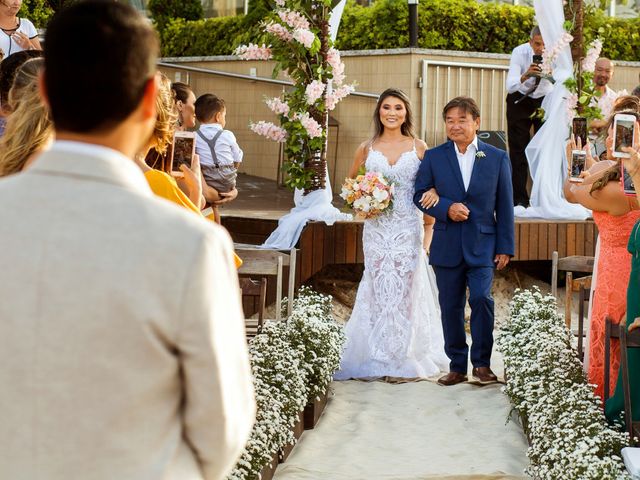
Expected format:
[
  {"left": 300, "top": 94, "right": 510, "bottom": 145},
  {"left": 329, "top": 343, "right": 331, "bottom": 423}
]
[
  {"left": 454, "top": 136, "right": 478, "bottom": 191},
  {"left": 596, "top": 86, "right": 617, "bottom": 119},
  {"left": 506, "top": 42, "right": 553, "bottom": 99},
  {"left": 196, "top": 123, "right": 243, "bottom": 168}
]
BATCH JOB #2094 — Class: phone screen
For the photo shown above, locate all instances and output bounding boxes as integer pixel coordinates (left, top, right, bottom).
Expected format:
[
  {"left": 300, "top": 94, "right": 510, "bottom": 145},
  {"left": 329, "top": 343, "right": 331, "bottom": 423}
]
[
  {"left": 570, "top": 150, "right": 586, "bottom": 180},
  {"left": 622, "top": 164, "right": 636, "bottom": 196},
  {"left": 615, "top": 118, "right": 635, "bottom": 154},
  {"left": 572, "top": 117, "right": 587, "bottom": 148},
  {"left": 172, "top": 136, "right": 194, "bottom": 172}
]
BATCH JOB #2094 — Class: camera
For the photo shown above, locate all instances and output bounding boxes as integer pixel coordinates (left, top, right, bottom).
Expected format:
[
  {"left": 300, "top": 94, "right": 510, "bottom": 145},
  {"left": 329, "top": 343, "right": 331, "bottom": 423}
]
[
  {"left": 532, "top": 54, "right": 543, "bottom": 65},
  {"left": 569, "top": 150, "right": 586, "bottom": 183}
]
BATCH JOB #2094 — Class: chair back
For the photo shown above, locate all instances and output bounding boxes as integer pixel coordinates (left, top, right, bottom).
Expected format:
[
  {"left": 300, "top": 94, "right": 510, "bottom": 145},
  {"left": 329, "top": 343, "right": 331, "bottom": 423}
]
[{"left": 236, "top": 247, "right": 297, "bottom": 320}]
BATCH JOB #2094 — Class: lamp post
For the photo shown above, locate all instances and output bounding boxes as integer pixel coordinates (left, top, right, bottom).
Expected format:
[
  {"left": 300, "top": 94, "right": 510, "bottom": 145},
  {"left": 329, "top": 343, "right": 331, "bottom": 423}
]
[{"left": 408, "top": 0, "right": 418, "bottom": 48}]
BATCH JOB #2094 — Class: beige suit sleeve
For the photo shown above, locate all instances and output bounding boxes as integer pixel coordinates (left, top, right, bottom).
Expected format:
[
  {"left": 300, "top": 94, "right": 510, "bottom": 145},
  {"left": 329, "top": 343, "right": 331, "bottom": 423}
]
[{"left": 177, "top": 226, "right": 255, "bottom": 480}]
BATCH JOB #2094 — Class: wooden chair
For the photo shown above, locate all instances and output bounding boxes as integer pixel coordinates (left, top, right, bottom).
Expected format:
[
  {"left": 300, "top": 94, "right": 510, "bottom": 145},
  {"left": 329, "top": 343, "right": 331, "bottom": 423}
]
[
  {"left": 619, "top": 321, "right": 640, "bottom": 445},
  {"left": 239, "top": 277, "right": 267, "bottom": 338},
  {"left": 236, "top": 246, "right": 297, "bottom": 321},
  {"left": 551, "top": 252, "right": 594, "bottom": 357},
  {"left": 604, "top": 316, "right": 621, "bottom": 405}
]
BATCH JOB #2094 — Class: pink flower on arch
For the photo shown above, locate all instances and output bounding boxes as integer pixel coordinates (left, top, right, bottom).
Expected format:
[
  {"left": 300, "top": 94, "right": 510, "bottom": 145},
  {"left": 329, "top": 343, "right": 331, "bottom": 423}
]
[
  {"left": 265, "top": 97, "right": 290, "bottom": 117},
  {"left": 277, "top": 9, "right": 310, "bottom": 30},
  {"left": 305, "top": 80, "right": 326, "bottom": 105},
  {"left": 295, "top": 112, "right": 323, "bottom": 139},
  {"left": 265, "top": 22, "right": 293, "bottom": 42},
  {"left": 326, "top": 84, "right": 355, "bottom": 111},
  {"left": 292, "top": 28, "right": 315, "bottom": 49},
  {"left": 250, "top": 121, "right": 288, "bottom": 142},
  {"left": 234, "top": 43, "right": 272, "bottom": 60}
]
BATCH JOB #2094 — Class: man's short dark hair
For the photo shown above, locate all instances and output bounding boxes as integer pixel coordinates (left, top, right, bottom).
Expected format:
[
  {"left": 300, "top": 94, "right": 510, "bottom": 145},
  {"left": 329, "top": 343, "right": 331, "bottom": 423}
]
[
  {"left": 442, "top": 96, "right": 481, "bottom": 121},
  {"left": 195, "top": 94, "right": 225, "bottom": 123},
  {"left": 0, "top": 50, "right": 44, "bottom": 111},
  {"left": 44, "top": 0, "right": 159, "bottom": 133}
]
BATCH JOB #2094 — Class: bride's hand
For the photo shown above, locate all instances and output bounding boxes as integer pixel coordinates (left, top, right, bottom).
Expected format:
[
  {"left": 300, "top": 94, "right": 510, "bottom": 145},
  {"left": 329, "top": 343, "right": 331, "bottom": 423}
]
[
  {"left": 629, "top": 317, "right": 640, "bottom": 333},
  {"left": 420, "top": 188, "right": 439, "bottom": 209}
]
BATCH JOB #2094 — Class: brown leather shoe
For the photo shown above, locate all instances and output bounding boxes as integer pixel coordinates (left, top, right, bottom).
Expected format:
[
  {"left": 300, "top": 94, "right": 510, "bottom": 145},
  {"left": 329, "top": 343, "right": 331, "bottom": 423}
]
[
  {"left": 437, "top": 372, "right": 468, "bottom": 386},
  {"left": 472, "top": 367, "right": 498, "bottom": 385}
]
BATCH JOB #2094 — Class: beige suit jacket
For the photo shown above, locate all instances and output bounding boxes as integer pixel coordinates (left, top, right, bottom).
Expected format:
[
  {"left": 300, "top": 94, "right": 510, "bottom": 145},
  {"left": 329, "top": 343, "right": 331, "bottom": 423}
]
[{"left": 0, "top": 143, "right": 255, "bottom": 480}]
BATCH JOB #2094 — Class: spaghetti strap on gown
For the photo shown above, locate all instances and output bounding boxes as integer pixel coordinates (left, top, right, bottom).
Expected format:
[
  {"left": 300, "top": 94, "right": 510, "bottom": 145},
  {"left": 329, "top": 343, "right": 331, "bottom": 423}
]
[{"left": 334, "top": 146, "right": 449, "bottom": 379}]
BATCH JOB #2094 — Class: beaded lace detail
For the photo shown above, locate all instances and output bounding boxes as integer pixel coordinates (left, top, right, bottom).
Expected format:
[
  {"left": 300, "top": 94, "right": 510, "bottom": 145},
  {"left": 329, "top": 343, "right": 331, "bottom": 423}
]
[{"left": 335, "top": 147, "right": 449, "bottom": 379}]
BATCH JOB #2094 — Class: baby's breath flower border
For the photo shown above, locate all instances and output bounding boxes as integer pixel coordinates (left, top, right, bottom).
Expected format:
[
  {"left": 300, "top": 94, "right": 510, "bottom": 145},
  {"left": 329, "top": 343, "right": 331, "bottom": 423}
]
[
  {"left": 497, "top": 288, "right": 629, "bottom": 479},
  {"left": 227, "top": 287, "right": 345, "bottom": 480}
]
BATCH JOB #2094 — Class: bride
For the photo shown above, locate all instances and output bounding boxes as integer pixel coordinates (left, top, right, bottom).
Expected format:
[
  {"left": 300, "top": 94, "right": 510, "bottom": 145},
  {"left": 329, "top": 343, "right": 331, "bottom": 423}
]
[{"left": 335, "top": 88, "right": 449, "bottom": 380}]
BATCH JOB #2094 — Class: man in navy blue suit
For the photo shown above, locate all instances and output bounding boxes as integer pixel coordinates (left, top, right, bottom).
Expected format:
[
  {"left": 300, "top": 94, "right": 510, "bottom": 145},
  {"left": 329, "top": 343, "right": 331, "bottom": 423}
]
[{"left": 414, "top": 96, "right": 515, "bottom": 386}]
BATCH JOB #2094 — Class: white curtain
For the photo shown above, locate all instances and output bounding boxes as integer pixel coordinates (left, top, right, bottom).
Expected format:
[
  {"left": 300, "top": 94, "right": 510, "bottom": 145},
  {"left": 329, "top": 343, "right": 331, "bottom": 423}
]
[
  {"left": 514, "top": 0, "right": 590, "bottom": 220},
  {"left": 261, "top": 1, "right": 352, "bottom": 250},
  {"left": 262, "top": 172, "right": 352, "bottom": 249}
]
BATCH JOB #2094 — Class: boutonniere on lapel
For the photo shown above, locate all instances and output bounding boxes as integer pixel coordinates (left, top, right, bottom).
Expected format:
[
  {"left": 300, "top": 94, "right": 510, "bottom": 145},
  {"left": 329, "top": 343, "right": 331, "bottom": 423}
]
[{"left": 475, "top": 151, "right": 486, "bottom": 159}]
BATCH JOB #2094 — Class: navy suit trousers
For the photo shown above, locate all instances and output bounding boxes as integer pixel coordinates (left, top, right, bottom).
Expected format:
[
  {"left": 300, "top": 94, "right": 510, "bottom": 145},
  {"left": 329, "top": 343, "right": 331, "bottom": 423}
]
[{"left": 433, "top": 262, "right": 495, "bottom": 374}]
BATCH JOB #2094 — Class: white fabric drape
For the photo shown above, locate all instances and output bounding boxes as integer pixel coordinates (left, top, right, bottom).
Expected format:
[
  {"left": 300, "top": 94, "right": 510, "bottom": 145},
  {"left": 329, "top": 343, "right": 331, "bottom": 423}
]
[
  {"left": 514, "top": 0, "right": 591, "bottom": 220},
  {"left": 261, "top": 2, "right": 352, "bottom": 250},
  {"left": 262, "top": 171, "right": 352, "bottom": 249}
]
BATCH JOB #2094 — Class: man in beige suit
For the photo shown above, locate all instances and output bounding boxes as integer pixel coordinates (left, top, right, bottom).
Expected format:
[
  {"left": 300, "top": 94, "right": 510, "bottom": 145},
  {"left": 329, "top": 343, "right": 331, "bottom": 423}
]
[{"left": 0, "top": 2, "right": 255, "bottom": 479}]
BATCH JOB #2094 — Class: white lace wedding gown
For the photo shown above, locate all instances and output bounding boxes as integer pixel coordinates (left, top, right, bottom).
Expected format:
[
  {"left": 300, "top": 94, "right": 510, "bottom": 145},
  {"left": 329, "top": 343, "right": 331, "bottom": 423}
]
[{"left": 334, "top": 146, "right": 449, "bottom": 380}]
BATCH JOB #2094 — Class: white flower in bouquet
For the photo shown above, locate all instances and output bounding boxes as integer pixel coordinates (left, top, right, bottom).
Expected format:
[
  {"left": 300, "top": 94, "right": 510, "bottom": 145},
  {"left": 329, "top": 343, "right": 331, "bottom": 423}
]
[
  {"left": 372, "top": 187, "right": 389, "bottom": 202},
  {"left": 341, "top": 171, "right": 394, "bottom": 219}
]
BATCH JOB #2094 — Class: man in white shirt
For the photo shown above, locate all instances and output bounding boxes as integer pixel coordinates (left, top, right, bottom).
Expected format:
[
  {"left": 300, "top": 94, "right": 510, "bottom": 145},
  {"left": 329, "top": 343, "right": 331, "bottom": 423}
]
[
  {"left": 0, "top": 2, "right": 255, "bottom": 479},
  {"left": 505, "top": 25, "right": 553, "bottom": 207}
]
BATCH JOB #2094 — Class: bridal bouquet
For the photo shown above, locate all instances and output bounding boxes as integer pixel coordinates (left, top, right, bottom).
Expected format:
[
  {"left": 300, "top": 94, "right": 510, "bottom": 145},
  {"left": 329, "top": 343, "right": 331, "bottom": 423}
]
[{"left": 340, "top": 171, "right": 394, "bottom": 219}]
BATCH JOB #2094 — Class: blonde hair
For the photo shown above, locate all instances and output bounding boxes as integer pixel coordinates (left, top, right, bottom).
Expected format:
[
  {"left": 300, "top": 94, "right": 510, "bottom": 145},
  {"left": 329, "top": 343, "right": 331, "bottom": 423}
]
[
  {"left": 151, "top": 73, "right": 177, "bottom": 156},
  {"left": 7, "top": 58, "right": 44, "bottom": 112},
  {"left": 0, "top": 60, "right": 52, "bottom": 177}
]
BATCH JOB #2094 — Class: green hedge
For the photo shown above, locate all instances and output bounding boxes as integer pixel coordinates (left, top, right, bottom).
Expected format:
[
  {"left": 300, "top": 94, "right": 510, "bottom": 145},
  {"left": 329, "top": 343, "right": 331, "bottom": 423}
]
[
  {"left": 336, "top": 0, "right": 535, "bottom": 53},
  {"left": 21, "top": 0, "right": 640, "bottom": 62}
]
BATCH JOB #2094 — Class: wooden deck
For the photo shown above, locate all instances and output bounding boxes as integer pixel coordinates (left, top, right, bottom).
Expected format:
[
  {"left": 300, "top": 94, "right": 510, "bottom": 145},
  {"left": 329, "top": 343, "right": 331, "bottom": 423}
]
[{"left": 223, "top": 174, "right": 598, "bottom": 284}]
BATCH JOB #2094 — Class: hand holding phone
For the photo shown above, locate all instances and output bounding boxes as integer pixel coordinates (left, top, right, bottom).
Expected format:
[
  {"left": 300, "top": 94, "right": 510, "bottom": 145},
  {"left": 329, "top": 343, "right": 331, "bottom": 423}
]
[
  {"left": 171, "top": 131, "right": 196, "bottom": 177},
  {"left": 612, "top": 113, "right": 636, "bottom": 159},
  {"left": 572, "top": 117, "right": 588, "bottom": 149},
  {"left": 569, "top": 150, "right": 587, "bottom": 183}
]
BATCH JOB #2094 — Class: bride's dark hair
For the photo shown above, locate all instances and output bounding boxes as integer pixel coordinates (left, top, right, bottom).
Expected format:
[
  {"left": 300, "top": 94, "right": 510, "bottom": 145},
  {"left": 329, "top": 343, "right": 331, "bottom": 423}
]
[{"left": 371, "top": 88, "right": 415, "bottom": 140}]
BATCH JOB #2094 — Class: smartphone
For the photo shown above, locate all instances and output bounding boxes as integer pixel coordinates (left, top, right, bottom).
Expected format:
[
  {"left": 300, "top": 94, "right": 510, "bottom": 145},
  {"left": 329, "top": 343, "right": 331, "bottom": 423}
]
[
  {"left": 612, "top": 113, "right": 636, "bottom": 158},
  {"left": 569, "top": 150, "right": 586, "bottom": 182},
  {"left": 621, "top": 163, "right": 637, "bottom": 196},
  {"left": 572, "top": 117, "right": 588, "bottom": 148},
  {"left": 532, "top": 54, "right": 543, "bottom": 65},
  {"left": 171, "top": 131, "right": 196, "bottom": 175}
]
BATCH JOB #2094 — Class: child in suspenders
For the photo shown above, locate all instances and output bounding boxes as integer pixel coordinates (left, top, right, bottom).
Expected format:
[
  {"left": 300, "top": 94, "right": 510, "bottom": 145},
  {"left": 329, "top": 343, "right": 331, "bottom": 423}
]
[{"left": 194, "top": 94, "right": 242, "bottom": 222}]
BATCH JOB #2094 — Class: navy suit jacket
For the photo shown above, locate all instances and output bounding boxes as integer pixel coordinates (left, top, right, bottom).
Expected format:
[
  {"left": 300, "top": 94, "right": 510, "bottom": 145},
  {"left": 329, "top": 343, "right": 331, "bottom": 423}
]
[{"left": 413, "top": 140, "right": 515, "bottom": 268}]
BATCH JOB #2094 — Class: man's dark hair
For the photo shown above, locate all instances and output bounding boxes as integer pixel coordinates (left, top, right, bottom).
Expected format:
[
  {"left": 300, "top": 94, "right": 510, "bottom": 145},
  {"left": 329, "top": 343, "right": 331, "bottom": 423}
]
[
  {"left": 0, "top": 50, "right": 44, "bottom": 112},
  {"left": 195, "top": 94, "right": 225, "bottom": 123},
  {"left": 44, "top": 0, "right": 159, "bottom": 133},
  {"left": 442, "top": 96, "right": 481, "bottom": 121}
]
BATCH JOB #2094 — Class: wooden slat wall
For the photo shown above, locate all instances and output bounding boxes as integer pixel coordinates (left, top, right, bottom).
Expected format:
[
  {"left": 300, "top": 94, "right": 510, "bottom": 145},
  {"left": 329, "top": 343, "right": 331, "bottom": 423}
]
[
  {"left": 512, "top": 220, "right": 598, "bottom": 261},
  {"left": 223, "top": 217, "right": 599, "bottom": 285}
]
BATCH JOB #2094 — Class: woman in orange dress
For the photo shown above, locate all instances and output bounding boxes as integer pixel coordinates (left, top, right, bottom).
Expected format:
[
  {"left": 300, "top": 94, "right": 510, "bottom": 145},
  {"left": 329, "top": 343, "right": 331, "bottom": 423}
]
[{"left": 564, "top": 114, "right": 640, "bottom": 399}]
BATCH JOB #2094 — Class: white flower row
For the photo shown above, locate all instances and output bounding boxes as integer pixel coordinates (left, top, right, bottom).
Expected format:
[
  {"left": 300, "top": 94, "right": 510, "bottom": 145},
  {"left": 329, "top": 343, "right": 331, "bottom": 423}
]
[
  {"left": 227, "top": 287, "right": 346, "bottom": 480},
  {"left": 497, "top": 288, "right": 629, "bottom": 479}
]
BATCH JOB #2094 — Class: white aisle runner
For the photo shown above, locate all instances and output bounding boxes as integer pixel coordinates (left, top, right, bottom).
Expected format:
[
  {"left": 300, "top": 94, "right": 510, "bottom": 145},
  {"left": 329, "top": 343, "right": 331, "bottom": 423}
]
[{"left": 274, "top": 348, "right": 528, "bottom": 480}]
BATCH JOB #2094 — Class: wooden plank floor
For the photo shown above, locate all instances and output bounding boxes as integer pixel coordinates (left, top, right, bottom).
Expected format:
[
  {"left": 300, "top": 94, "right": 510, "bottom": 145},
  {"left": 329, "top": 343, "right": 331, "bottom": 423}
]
[{"left": 223, "top": 174, "right": 598, "bottom": 284}]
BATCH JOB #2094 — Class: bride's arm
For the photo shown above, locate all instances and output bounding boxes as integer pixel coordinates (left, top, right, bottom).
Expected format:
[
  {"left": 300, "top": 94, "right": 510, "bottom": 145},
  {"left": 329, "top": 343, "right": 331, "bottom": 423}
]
[
  {"left": 347, "top": 142, "right": 368, "bottom": 178},
  {"left": 423, "top": 214, "right": 435, "bottom": 254}
]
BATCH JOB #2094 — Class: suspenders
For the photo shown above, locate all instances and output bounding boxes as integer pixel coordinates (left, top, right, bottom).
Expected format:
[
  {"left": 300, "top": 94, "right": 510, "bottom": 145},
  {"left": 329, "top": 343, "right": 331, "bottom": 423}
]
[{"left": 196, "top": 128, "right": 225, "bottom": 168}]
